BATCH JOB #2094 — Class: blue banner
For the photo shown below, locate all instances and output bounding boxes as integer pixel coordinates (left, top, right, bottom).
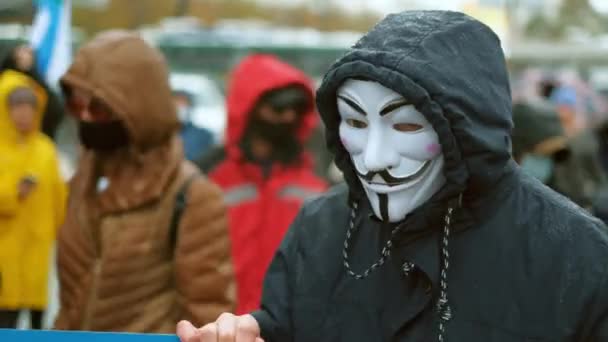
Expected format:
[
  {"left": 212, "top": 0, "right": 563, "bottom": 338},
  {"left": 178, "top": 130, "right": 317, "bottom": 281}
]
[
  {"left": 30, "top": 0, "right": 71, "bottom": 87},
  {"left": 0, "top": 329, "right": 179, "bottom": 341},
  {"left": 33, "top": 0, "right": 61, "bottom": 78}
]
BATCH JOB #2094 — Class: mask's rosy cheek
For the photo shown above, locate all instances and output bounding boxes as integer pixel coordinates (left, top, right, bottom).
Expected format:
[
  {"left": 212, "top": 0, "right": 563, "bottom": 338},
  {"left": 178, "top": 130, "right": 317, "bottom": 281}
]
[
  {"left": 340, "top": 136, "right": 349, "bottom": 150},
  {"left": 425, "top": 143, "right": 441, "bottom": 156}
]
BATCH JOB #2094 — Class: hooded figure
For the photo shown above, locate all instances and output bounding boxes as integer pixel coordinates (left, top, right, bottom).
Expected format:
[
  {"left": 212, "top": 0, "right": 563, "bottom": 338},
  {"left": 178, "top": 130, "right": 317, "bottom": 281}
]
[
  {"left": 539, "top": 79, "right": 608, "bottom": 209},
  {"left": 54, "top": 31, "right": 234, "bottom": 332},
  {"left": 0, "top": 70, "right": 66, "bottom": 328},
  {"left": 511, "top": 100, "right": 569, "bottom": 183},
  {"left": 177, "top": 11, "right": 608, "bottom": 342},
  {"left": 197, "top": 54, "right": 327, "bottom": 314},
  {"left": 513, "top": 100, "right": 608, "bottom": 209}
]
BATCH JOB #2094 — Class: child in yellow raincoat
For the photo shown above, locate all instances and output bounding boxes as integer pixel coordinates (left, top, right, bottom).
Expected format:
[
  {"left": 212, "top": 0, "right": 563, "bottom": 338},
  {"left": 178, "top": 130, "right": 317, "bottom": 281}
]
[{"left": 0, "top": 70, "right": 67, "bottom": 328}]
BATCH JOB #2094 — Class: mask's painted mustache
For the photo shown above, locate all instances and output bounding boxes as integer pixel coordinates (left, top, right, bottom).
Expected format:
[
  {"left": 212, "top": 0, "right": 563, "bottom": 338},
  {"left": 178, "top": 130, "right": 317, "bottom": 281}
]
[{"left": 357, "top": 160, "right": 432, "bottom": 186}]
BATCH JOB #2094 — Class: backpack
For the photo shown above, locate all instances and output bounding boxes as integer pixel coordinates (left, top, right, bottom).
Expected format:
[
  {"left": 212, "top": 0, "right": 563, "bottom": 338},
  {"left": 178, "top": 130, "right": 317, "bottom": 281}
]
[{"left": 168, "top": 173, "right": 198, "bottom": 253}]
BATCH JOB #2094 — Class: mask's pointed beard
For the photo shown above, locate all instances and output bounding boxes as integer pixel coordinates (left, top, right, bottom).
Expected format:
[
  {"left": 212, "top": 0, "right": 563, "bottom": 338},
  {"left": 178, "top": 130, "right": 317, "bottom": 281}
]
[{"left": 379, "top": 193, "right": 389, "bottom": 221}]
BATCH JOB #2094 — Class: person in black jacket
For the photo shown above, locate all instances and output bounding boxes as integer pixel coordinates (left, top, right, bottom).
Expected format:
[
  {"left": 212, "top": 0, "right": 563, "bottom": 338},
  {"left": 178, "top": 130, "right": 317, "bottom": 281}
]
[
  {"left": 511, "top": 100, "right": 570, "bottom": 184},
  {"left": 177, "top": 11, "right": 608, "bottom": 341},
  {"left": 0, "top": 42, "right": 64, "bottom": 139}
]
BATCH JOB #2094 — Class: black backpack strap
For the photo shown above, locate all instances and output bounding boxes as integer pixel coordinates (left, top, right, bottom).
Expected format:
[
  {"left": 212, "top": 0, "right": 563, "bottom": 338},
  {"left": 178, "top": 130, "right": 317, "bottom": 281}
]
[{"left": 169, "top": 173, "right": 199, "bottom": 254}]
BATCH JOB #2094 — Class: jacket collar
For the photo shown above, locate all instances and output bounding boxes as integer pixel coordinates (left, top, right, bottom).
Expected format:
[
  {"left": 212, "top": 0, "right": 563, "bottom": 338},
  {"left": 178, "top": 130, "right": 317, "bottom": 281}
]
[{"left": 75, "top": 136, "right": 182, "bottom": 215}]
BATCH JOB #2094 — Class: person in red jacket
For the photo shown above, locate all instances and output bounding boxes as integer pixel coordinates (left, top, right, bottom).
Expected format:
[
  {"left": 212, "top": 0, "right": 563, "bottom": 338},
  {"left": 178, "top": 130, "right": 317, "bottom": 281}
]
[{"left": 197, "top": 54, "right": 328, "bottom": 314}]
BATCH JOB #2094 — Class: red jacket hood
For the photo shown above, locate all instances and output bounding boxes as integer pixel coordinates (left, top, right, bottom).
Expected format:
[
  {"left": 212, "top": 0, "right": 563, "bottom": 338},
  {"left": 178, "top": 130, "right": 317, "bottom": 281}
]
[{"left": 225, "top": 54, "right": 317, "bottom": 159}]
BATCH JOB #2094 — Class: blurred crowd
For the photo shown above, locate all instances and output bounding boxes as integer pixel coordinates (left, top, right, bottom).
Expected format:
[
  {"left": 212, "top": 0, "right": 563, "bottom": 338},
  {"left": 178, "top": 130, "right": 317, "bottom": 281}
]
[
  {"left": 2, "top": 23, "right": 608, "bottom": 333},
  {"left": 511, "top": 67, "right": 608, "bottom": 218}
]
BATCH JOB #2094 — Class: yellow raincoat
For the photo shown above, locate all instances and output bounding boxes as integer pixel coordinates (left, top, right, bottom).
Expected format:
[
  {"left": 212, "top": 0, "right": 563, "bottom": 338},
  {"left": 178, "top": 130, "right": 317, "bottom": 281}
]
[{"left": 0, "top": 70, "right": 67, "bottom": 310}]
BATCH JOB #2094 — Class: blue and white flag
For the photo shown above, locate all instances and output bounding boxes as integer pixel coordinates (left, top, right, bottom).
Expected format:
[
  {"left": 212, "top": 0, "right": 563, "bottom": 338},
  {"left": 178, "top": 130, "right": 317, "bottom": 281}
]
[{"left": 30, "top": 0, "right": 71, "bottom": 87}]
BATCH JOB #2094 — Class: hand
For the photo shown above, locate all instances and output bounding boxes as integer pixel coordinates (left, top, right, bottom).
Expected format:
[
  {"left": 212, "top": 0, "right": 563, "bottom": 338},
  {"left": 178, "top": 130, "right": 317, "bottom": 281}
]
[
  {"left": 177, "top": 314, "right": 263, "bottom": 342},
  {"left": 18, "top": 178, "right": 36, "bottom": 201}
]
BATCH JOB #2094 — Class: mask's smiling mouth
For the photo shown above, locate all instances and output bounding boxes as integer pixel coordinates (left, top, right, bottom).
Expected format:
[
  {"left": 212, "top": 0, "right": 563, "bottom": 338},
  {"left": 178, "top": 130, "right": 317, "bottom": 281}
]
[{"left": 356, "top": 159, "right": 433, "bottom": 191}]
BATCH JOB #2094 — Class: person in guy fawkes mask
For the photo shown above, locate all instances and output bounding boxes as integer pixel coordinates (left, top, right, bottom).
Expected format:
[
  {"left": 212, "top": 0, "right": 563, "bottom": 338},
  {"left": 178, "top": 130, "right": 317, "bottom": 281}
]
[
  {"left": 54, "top": 30, "right": 234, "bottom": 332},
  {"left": 196, "top": 54, "right": 328, "bottom": 315},
  {"left": 178, "top": 11, "right": 608, "bottom": 341}
]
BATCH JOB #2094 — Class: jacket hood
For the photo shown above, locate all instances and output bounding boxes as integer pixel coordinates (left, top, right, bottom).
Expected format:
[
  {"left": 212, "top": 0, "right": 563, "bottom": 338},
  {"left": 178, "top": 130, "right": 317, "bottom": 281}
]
[
  {"left": 0, "top": 70, "right": 48, "bottom": 144},
  {"left": 61, "top": 30, "right": 179, "bottom": 149},
  {"left": 512, "top": 100, "right": 567, "bottom": 159},
  {"left": 225, "top": 54, "right": 317, "bottom": 158},
  {"left": 62, "top": 31, "right": 183, "bottom": 213},
  {"left": 316, "top": 11, "right": 513, "bottom": 203}
]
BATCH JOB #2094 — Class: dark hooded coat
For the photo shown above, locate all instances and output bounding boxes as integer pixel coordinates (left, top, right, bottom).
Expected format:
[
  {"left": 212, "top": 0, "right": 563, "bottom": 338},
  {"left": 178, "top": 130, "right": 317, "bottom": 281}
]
[{"left": 251, "top": 11, "right": 608, "bottom": 341}]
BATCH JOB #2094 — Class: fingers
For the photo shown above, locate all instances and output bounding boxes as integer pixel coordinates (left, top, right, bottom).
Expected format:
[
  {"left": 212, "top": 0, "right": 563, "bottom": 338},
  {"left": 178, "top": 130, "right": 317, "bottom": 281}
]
[
  {"left": 217, "top": 313, "right": 238, "bottom": 342},
  {"left": 235, "top": 314, "right": 261, "bottom": 342},
  {"left": 199, "top": 323, "right": 219, "bottom": 341},
  {"left": 176, "top": 314, "right": 261, "bottom": 342},
  {"left": 176, "top": 320, "right": 200, "bottom": 342}
]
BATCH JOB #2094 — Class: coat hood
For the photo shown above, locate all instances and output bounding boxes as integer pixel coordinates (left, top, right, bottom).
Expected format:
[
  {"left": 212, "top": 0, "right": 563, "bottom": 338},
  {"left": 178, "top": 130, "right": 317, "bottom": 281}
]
[
  {"left": 512, "top": 100, "right": 567, "bottom": 159},
  {"left": 316, "top": 11, "right": 513, "bottom": 203},
  {"left": 225, "top": 54, "right": 317, "bottom": 159},
  {"left": 62, "top": 31, "right": 183, "bottom": 213},
  {"left": 0, "top": 70, "right": 48, "bottom": 144},
  {"left": 61, "top": 30, "right": 179, "bottom": 149}
]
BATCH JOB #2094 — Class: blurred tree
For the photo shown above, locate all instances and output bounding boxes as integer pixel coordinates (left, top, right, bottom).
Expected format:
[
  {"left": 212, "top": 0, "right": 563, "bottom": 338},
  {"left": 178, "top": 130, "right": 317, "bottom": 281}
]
[
  {"left": 70, "top": 0, "right": 379, "bottom": 36},
  {"left": 174, "top": 0, "right": 190, "bottom": 17},
  {"left": 525, "top": 12, "right": 563, "bottom": 39},
  {"left": 0, "top": 0, "right": 32, "bottom": 21},
  {"left": 558, "top": 0, "right": 605, "bottom": 34},
  {"left": 72, "top": 0, "right": 174, "bottom": 35},
  {"left": 0, "top": 0, "right": 32, "bottom": 23},
  {"left": 524, "top": 0, "right": 608, "bottom": 40}
]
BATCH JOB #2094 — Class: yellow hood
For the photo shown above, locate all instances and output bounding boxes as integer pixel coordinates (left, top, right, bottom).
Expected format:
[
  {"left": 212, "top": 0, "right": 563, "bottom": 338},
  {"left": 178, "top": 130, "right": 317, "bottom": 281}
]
[{"left": 0, "top": 70, "right": 48, "bottom": 144}]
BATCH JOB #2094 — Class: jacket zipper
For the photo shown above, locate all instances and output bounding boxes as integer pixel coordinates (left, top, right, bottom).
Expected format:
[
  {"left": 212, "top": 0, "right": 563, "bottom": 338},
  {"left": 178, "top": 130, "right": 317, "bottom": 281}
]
[
  {"left": 82, "top": 260, "right": 101, "bottom": 330},
  {"left": 81, "top": 206, "right": 104, "bottom": 330}
]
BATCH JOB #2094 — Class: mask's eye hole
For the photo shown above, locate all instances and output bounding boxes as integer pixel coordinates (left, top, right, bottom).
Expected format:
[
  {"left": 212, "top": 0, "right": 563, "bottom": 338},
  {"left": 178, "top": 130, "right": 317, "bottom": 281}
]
[
  {"left": 346, "top": 118, "right": 368, "bottom": 129},
  {"left": 393, "top": 123, "right": 423, "bottom": 132}
]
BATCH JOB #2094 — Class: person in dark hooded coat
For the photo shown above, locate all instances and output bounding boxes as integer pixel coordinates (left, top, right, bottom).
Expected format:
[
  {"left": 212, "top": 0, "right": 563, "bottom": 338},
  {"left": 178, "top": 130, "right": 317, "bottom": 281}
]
[{"left": 177, "top": 11, "right": 608, "bottom": 341}]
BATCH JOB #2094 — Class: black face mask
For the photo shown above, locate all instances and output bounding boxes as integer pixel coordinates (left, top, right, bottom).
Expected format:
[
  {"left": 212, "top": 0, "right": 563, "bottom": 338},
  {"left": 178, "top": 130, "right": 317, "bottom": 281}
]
[
  {"left": 241, "top": 118, "right": 302, "bottom": 165},
  {"left": 248, "top": 118, "right": 298, "bottom": 145},
  {"left": 78, "top": 120, "right": 130, "bottom": 152}
]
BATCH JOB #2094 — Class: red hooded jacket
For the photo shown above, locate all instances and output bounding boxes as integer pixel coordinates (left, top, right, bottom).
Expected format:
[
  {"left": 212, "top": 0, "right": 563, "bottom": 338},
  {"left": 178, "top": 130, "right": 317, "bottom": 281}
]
[{"left": 208, "top": 54, "right": 328, "bottom": 314}]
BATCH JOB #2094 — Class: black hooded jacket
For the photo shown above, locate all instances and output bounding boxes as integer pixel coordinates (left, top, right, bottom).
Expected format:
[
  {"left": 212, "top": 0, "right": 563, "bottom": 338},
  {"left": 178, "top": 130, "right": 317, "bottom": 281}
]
[{"left": 251, "top": 11, "right": 608, "bottom": 341}]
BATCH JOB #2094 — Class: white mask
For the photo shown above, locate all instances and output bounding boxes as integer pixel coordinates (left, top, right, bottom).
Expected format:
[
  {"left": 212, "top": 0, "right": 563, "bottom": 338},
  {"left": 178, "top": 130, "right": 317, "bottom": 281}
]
[{"left": 337, "top": 79, "right": 446, "bottom": 222}]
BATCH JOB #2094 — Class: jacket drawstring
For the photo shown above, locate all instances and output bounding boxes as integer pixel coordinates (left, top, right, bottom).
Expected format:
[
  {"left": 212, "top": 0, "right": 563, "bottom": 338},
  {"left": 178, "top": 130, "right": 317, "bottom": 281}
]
[
  {"left": 436, "top": 193, "right": 462, "bottom": 342},
  {"left": 343, "top": 193, "right": 462, "bottom": 342}
]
